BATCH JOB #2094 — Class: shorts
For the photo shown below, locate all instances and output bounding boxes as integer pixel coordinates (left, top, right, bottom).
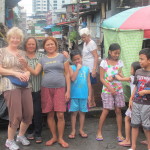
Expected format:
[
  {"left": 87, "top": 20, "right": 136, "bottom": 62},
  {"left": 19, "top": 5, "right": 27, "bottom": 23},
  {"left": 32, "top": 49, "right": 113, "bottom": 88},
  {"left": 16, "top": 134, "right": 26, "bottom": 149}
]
[
  {"left": 101, "top": 92, "right": 125, "bottom": 110},
  {"left": 41, "top": 87, "right": 66, "bottom": 113},
  {"left": 131, "top": 102, "right": 150, "bottom": 130},
  {"left": 90, "top": 73, "right": 97, "bottom": 84},
  {"left": 69, "top": 98, "right": 88, "bottom": 112},
  {"left": 125, "top": 108, "right": 132, "bottom": 118}
]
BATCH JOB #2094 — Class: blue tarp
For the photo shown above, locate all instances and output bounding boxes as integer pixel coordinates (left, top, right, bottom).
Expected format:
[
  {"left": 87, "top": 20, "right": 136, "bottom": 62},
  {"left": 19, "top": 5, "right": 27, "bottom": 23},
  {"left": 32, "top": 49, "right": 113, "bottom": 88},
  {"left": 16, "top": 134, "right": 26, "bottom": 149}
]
[{"left": 43, "top": 24, "right": 55, "bottom": 29}]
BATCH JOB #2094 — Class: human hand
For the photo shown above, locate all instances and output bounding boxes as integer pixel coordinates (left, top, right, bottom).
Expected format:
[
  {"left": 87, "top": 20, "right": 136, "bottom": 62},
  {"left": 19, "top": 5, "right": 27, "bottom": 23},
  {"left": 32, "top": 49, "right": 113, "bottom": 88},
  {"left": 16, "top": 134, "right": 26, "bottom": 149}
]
[
  {"left": 138, "top": 90, "right": 146, "bottom": 96},
  {"left": 62, "top": 51, "right": 69, "bottom": 58},
  {"left": 18, "top": 56, "right": 28, "bottom": 68},
  {"left": 76, "top": 64, "right": 82, "bottom": 70},
  {"left": 91, "top": 70, "right": 96, "bottom": 78},
  {"left": 109, "top": 87, "right": 116, "bottom": 95},
  {"left": 129, "top": 99, "right": 133, "bottom": 110},
  {"left": 14, "top": 72, "right": 29, "bottom": 82},
  {"left": 106, "top": 76, "right": 114, "bottom": 82},
  {"left": 88, "top": 96, "right": 91, "bottom": 104},
  {"left": 65, "top": 91, "right": 70, "bottom": 102}
]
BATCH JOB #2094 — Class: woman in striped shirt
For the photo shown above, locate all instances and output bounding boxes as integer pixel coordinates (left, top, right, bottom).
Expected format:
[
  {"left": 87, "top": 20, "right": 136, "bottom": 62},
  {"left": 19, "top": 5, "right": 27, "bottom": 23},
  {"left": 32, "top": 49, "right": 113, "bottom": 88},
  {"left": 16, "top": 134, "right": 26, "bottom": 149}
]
[{"left": 24, "top": 37, "right": 44, "bottom": 143}]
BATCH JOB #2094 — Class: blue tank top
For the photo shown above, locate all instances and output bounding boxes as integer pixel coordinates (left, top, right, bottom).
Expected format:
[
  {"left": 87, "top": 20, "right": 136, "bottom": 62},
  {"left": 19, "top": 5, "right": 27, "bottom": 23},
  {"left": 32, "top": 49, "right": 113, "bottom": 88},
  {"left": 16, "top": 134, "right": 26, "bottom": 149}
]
[{"left": 71, "top": 65, "right": 89, "bottom": 99}]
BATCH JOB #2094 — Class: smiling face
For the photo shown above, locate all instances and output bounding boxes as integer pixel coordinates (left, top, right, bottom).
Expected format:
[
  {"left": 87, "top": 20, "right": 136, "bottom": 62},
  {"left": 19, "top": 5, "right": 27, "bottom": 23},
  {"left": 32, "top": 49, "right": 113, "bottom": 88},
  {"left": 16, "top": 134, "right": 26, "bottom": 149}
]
[
  {"left": 81, "top": 34, "right": 90, "bottom": 43},
  {"left": 72, "top": 54, "right": 82, "bottom": 65},
  {"left": 8, "top": 35, "right": 21, "bottom": 48},
  {"left": 44, "top": 39, "right": 57, "bottom": 54},
  {"left": 139, "top": 54, "right": 150, "bottom": 69},
  {"left": 26, "top": 38, "right": 37, "bottom": 53},
  {"left": 109, "top": 49, "right": 120, "bottom": 61}
]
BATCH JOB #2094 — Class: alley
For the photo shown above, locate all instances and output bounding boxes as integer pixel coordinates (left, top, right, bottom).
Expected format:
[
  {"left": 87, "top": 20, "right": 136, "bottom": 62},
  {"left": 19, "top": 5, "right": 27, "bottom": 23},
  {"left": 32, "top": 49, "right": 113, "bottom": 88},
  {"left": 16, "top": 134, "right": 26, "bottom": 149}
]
[{"left": 0, "top": 114, "right": 146, "bottom": 150}]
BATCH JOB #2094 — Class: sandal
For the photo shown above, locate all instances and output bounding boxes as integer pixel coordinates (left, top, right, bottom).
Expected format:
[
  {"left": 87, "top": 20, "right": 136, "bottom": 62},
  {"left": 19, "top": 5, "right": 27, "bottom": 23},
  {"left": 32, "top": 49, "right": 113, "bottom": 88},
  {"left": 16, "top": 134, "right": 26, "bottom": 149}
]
[
  {"left": 35, "top": 137, "right": 42, "bottom": 144},
  {"left": 45, "top": 138, "right": 57, "bottom": 146},
  {"left": 27, "top": 133, "right": 34, "bottom": 140},
  {"left": 68, "top": 134, "right": 75, "bottom": 139},
  {"left": 58, "top": 141, "right": 69, "bottom": 148},
  {"left": 117, "top": 136, "right": 125, "bottom": 142},
  {"left": 96, "top": 135, "right": 103, "bottom": 141},
  {"left": 79, "top": 132, "right": 88, "bottom": 138}
]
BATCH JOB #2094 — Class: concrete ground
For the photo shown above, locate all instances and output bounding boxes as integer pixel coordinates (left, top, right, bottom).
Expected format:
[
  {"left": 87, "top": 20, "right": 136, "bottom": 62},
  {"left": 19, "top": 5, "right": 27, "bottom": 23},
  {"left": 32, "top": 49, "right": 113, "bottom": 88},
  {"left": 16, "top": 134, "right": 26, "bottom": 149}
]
[{"left": 0, "top": 110, "right": 147, "bottom": 150}]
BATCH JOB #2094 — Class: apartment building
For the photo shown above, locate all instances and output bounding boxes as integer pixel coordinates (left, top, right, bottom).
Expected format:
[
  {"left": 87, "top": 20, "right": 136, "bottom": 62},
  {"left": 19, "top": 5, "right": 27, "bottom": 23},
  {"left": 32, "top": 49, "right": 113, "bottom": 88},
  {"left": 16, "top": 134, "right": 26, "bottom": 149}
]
[{"left": 32, "top": 0, "right": 49, "bottom": 14}]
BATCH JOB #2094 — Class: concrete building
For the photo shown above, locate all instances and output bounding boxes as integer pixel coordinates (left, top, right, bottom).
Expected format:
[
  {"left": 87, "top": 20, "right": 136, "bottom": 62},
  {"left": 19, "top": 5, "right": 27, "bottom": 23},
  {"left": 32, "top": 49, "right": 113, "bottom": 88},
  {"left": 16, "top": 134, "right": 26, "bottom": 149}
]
[{"left": 32, "top": 0, "right": 49, "bottom": 15}]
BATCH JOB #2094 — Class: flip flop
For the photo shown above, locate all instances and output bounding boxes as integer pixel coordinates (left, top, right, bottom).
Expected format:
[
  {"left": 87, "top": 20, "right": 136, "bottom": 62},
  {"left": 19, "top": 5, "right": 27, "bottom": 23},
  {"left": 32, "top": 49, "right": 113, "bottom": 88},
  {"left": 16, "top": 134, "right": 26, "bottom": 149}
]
[
  {"left": 68, "top": 134, "right": 75, "bottom": 139},
  {"left": 58, "top": 141, "right": 69, "bottom": 148},
  {"left": 96, "top": 135, "right": 103, "bottom": 141},
  {"left": 79, "top": 133, "right": 88, "bottom": 138},
  {"left": 45, "top": 139, "right": 57, "bottom": 146},
  {"left": 117, "top": 136, "right": 125, "bottom": 142},
  {"left": 118, "top": 143, "right": 131, "bottom": 147},
  {"left": 140, "top": 140, "right": 148, "bottom": 145},
  {"left": 35, "top": 137, "right": 42, "bottom": 144}
]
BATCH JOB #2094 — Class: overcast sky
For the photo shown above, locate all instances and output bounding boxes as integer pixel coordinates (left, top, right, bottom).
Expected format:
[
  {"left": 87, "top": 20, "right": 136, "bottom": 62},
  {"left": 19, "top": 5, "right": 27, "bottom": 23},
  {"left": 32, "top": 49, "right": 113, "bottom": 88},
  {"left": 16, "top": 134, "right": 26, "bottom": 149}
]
[{"left": 18, "top": 0, "right": 32, "bottom": 15}]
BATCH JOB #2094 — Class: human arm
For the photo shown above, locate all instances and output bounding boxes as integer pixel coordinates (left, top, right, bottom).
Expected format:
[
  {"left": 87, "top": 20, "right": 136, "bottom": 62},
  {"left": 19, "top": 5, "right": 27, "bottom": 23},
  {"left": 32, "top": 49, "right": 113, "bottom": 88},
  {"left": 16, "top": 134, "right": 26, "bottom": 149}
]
[
  {"left": 100, "top": 66, "right": 116, "bottom": 95},
  {"left": 64, "top": 61, "right": 70, "bottom": 102},
  {"left": 138, "top": 89, "right": 150, "bottom": 96},
  {"left": 91, "top": 49, "right": 98, "bottom": 78},
  {"left": 87, "top": 72, "right": 92, "bottom": 103},
  {"left": 129, "top": 86, "right": 137, "bottom": 109},
  {"left": 115, "top": 74, "right": 131, "bottom": 82},
  {"left": 69, "top": 64, "right": 82, "bottom": 81},
  {"left": 0, "top": 65, "right": 30, "bottom": 82}
]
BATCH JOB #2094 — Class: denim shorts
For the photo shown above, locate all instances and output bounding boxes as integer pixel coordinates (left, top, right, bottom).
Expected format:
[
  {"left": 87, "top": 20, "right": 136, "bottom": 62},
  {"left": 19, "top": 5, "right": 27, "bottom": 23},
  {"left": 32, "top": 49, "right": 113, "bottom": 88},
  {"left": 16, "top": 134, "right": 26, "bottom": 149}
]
[
  {"left": 69, "top": 98, "right": 88, "bottom": 112},
  {"left": 90, "top": 73, "right": 97, "bottom": 84}
]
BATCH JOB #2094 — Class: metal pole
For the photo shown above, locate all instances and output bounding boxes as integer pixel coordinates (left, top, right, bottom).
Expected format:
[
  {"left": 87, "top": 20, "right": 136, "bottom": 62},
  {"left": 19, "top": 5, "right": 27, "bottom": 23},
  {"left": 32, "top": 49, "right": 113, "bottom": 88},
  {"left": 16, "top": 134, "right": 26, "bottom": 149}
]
[{"left": 75, "top": 0, "right": 80, "bottom": 50}]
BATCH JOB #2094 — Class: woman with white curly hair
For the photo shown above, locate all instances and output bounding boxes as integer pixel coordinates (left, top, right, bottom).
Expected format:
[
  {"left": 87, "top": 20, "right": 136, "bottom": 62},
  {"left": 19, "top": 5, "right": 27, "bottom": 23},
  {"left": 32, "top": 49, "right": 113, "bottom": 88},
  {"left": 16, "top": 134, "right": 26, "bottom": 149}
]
[{"left": 79, "top": 28, "right": 98, "bottom": 108}]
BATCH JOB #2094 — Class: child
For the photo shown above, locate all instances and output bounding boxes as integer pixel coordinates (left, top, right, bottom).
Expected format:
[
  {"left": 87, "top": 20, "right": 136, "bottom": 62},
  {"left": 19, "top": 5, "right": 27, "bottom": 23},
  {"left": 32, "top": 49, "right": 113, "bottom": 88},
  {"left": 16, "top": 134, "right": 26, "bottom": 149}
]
[
  {"left": 96, "top": 43, "right": 125, "bottom": 142},
  {"left": 128, "top": 48, "right": 150, "bottom": 150},
  {"left": 68, "top": 50, "right": 91, "bottom": 139},
  {"left": 118, "top": 61, "right": 141, "bottom": 147}
]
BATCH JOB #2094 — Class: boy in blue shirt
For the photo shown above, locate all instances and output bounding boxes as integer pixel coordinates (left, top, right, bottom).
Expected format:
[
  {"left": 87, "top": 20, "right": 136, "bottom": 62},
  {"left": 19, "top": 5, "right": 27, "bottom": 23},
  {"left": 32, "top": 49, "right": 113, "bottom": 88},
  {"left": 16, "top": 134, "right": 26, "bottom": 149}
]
[
  {"left": 129, "top": 48, "right": 150, "bottom": 150},
  {"left": 68, "top": 50, "right": 91, "bottom": 139}
]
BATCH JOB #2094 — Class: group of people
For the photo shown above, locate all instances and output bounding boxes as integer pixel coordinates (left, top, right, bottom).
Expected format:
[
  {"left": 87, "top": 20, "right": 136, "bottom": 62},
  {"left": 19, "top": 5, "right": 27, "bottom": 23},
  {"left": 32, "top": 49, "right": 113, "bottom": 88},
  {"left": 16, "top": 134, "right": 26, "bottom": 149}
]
[{"left": 0, "top": 26, "right": 149, "bottom": 150}]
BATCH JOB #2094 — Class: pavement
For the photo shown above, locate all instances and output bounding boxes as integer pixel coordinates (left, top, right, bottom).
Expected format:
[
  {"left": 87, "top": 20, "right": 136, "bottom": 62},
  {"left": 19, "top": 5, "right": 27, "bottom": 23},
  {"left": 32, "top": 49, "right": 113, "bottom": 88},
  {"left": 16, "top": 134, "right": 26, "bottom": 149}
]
[{"left": 0, "top": 108, "right": 147, "bottom": 150}]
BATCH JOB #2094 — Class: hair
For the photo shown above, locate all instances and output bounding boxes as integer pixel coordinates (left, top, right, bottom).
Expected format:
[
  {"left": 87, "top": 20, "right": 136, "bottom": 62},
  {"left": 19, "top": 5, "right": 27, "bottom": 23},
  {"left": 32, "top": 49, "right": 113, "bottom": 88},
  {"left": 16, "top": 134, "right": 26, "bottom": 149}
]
[
  {"left": 70, "top": 50, "right": 81, "bottom": 60},
  {"left": 139, "top": 48, "right": 150, "bottom": 59},
  {"left": 108, "top": 43, "right": 121, "bottom": 59},
  {"left": 42, "top": 36, "right": 58, "bottom": 50},
  {"left": 6, "top": 27, "right": 24, "bottom": 43},
  {"left": 131, "top": 61, "right": 141, "bottom": 75},
  {"left": 79, "top": 28, "right": 90, "bottom": 36},
  {"left": 23, "top": 37, "right": 38, "bottom": 51}
]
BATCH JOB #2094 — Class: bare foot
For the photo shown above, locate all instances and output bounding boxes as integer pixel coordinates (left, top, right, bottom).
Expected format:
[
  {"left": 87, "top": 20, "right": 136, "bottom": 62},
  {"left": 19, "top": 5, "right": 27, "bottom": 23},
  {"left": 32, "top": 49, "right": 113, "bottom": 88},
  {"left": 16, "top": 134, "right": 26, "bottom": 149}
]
[
  {"left": 58, "top": 139, "right": 69, "bottom": 148},
  {"left": 140, "top": 140, "right": 148, "bottom": 145},
  {"left": 118, "top": 139, "right": 131, "bottom": 147},
  {"left": 68, "top": 131, "right": 76, "bottom": 139},
  {"left": 45, "top": 138, "right": 57, "bottom": 146}
]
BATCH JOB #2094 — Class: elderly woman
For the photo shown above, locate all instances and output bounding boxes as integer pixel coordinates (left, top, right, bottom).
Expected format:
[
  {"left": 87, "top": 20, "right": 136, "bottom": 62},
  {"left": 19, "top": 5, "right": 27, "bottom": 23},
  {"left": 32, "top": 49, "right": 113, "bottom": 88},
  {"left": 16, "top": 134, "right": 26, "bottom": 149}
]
[
  {"left": 24, "top": 37, "right": 44, "bottom": 143},
  {"left": 0, "top": 27, "right": 33, "bottom": 150},
  {"left": 79, "top": 28, "right": 98, "bottom": 108},
  {"left": 23, "top": 36, "right": 70, "bottom": 148}
]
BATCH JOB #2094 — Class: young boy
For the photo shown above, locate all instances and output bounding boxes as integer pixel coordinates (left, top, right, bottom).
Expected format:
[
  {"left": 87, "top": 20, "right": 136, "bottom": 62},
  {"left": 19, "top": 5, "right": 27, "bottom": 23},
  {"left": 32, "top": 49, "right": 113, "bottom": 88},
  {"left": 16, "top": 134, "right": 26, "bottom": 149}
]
[
  {"left": 128, "top": 48, "right": 150, "bottom": 150},
  {"left": 68, "top": 50, "right": 91, "bottom": 139}
]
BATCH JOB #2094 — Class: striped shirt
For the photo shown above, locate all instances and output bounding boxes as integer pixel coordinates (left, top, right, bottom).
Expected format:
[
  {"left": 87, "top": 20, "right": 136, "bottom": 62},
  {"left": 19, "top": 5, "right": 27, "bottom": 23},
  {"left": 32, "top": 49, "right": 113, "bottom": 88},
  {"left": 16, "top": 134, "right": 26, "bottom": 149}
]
[{"left": 26, "top": 52, "right": 45, "bottom": 92}]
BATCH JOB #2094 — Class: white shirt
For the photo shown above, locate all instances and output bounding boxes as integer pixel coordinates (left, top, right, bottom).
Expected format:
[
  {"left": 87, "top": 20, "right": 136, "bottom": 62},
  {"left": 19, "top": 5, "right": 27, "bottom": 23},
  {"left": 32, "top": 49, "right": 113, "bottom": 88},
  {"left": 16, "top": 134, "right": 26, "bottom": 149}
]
[{"left": 82, "top": 40, "right": 97, "bottom": 72}]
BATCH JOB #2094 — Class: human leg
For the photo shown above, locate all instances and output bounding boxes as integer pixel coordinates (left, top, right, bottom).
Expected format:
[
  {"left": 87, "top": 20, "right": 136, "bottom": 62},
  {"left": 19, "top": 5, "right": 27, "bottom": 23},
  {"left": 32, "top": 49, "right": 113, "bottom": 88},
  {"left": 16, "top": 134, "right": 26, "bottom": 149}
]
[
  {"left": 68, "top": 112, "right": 78, "bottom": 139},
  {"left": 96, "top": 108, "right": 109, "bottom": 139},
  {"left": 115, "top": 107, "right": 124, "bottom": 141},
  {"left": 56, "top": 112, "right": 69, "bottom": 148},
  {"left": 119, "top": 116, "right": 131, "bottom": 146},
  {"left": 32, "top": 91, "right": 42, "bottom": 142},
  {"left": 130, "top": 127, "right": 139, "bottom": 150},
  {"left": 46, "top": 111, "right": 57, "bottom": 146},
  {"left": 79, "top": 111, "right": 87, "bottom": 138},
  {"left": 144, "top": 130, "right": 150, "bottom": 149}
]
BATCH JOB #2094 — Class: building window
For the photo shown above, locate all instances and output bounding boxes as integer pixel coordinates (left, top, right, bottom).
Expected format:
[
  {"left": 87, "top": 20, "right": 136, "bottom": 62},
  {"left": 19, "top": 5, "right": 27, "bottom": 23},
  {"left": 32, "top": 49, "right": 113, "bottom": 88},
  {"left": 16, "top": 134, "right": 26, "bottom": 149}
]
[
  {"left": 53, "top": 4, "right": 57, "bottom": 6},
  {"left": 62, "top": 0, "right": 65, "bottom": 3},
  {"left": 54, "top": 7, "right": 57, "bottom": 9},
  {"left": 107, "top": 0, "right": 111, "bottom": 11},
  {"left": 54, "top": 1, "right": 57, "bottom": 3}
]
